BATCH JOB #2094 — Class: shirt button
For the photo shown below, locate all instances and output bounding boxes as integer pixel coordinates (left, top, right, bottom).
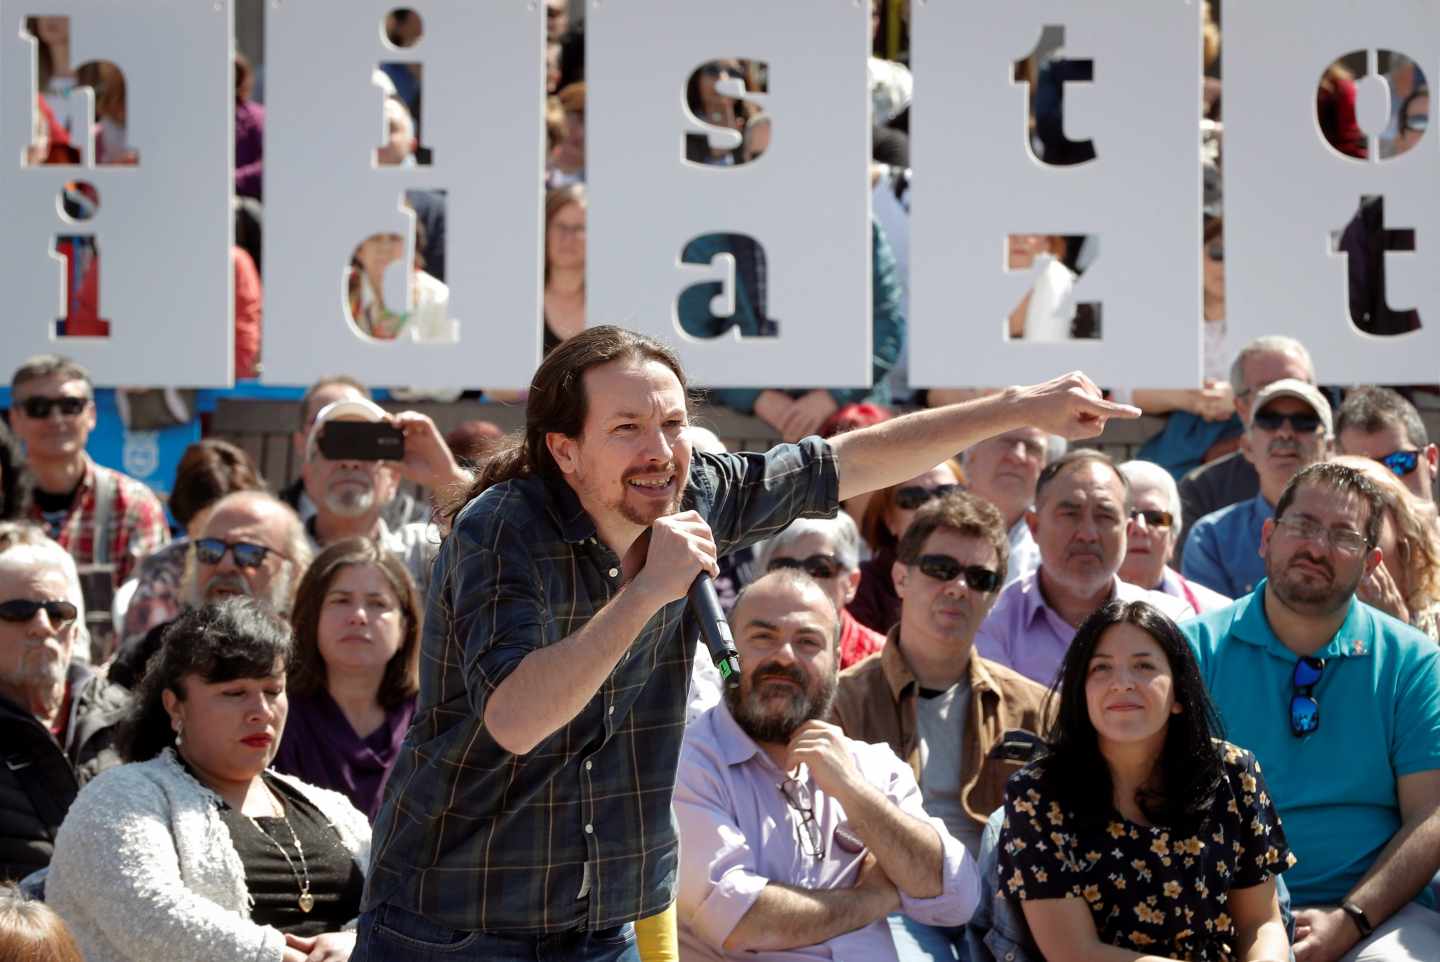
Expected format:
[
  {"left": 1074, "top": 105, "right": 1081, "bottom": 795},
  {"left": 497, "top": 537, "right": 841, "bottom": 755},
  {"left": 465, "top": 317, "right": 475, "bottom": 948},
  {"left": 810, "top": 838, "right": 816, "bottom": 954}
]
[
  {"left": 608, "top": 567, "right": 619, "bottom": 578},
  {"left": 585, "top": 760, "right": 593, "bottom": 771},
  {"left": 585, "top": 823, "right": 594, "bottom": 834},
  {"left": 608, "top": 705, "right": 615, "bottom": 715}
]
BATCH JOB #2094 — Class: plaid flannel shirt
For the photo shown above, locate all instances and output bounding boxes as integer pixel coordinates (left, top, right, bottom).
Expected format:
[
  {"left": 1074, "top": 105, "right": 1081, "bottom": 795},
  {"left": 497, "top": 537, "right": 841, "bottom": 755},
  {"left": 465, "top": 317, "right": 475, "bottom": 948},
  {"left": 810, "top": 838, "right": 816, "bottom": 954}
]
[
  {"left": 364, "top": 438, "right": 839, "bottom": 933},
  {"left": 29, "top": 456, "right": 170, "bottom": 587}
]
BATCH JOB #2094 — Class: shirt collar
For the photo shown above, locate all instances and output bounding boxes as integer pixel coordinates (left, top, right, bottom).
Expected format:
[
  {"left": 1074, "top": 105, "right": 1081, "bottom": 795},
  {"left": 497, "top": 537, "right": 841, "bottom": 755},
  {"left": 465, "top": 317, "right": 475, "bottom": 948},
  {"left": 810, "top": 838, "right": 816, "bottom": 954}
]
[
  {"left": 714, "top": 699, "right": 768, "bottom": 768},
  {"left": 885, "top": 624, "right": 997, "bottom": 700},
  {"left": 543, "top": 474, "right": 599, "bottom": 544},
  {"left": 1231, "top": 578, "right": 1374, "bottom": 660},
  {"left": 1024, "top": 569, "right": 1120, "bottom": 626}
]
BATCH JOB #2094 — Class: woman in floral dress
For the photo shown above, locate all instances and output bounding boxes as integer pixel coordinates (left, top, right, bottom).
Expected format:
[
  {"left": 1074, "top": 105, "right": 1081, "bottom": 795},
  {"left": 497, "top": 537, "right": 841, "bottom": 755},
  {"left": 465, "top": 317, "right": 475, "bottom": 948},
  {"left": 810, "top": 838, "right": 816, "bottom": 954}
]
[{"left": 998, "top": 600, "right": 1294, "bottom": 961}]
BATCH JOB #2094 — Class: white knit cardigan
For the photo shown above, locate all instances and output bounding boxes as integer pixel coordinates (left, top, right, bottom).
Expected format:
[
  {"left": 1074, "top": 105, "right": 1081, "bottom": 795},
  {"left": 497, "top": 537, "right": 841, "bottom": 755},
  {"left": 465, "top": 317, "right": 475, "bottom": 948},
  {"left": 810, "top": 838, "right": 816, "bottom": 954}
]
[{"left": 47, "top": 748, "right": 371, "bottom": 962}]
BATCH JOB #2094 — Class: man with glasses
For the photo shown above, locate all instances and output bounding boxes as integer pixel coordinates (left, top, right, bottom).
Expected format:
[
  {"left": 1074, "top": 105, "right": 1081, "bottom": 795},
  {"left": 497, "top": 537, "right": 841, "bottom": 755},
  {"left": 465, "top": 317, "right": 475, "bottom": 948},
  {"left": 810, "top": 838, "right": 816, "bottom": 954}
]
[
  {"left": 1184, "top": 379, "right": 1333, "bottom": 598},
  {"left": 8, "top": 355, "right": 168, "bottom": 631},
  {"left": 757, "top": 512, "right": 885, "bottom": 669},
  {"left": 974, "top": 450, "right": 1191, "bottom": 686},
  {"left": 960, "top": 426, "right": 1065, "bottom": 584},
  {"left": 1177, "top": 335, "right": 1317, "bottom": 560},
  {"left": 674, "top": 569, "right": 978, "bottom": 961},
  {"left": 1182, "top": 462, "right": 1440, "bottom": 962},
  {"left": 107, "top": 491, "right": 311, "bottom": 689},
  {"left": 0, "top": 530, "right": 128, "bottom": 881},
  {"left": 1336, "top": 386, "right": 1437, "bottom": 504},
  {"left": 832, "top": 490, "right": 1047, "bottom": 862}
]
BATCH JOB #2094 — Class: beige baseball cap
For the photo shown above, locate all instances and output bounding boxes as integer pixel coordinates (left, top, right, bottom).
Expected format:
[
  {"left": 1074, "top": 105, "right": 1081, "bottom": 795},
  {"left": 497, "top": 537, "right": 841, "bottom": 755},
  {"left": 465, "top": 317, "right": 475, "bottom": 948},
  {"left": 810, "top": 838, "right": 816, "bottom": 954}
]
[{"left": 1248, "top": 378, "right": 1333, "bottom": 437}]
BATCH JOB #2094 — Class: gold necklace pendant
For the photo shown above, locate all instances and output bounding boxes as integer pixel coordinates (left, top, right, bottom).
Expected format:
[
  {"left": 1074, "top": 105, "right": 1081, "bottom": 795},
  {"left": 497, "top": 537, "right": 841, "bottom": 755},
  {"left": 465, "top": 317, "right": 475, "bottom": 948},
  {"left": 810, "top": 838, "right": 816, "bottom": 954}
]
[{"left": 298, "top": 890, "right": 315, "bottom": 913}]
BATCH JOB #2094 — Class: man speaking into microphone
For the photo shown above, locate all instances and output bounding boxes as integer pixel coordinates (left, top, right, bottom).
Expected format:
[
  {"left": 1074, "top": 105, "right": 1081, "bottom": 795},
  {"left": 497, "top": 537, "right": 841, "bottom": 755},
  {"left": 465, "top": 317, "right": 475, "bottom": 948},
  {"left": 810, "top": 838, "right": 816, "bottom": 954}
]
[{"left": 354, "top": 326, "right": 1136, "bottom": 962}]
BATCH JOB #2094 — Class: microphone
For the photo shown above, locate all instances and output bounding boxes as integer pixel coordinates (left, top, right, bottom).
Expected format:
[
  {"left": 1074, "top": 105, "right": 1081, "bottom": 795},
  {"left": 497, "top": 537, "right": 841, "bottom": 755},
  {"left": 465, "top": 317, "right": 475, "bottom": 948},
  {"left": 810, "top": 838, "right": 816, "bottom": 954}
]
[{"left": 688, "top": 573, "right": 741, "bottom": 690}]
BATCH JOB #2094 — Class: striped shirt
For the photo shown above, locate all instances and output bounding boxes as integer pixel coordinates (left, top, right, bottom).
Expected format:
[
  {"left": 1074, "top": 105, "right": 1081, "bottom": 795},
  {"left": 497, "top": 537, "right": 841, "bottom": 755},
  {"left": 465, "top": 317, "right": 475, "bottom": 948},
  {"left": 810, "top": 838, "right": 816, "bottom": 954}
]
[{"left": 363, "top": 439, "right": 840, "bottom": 933}]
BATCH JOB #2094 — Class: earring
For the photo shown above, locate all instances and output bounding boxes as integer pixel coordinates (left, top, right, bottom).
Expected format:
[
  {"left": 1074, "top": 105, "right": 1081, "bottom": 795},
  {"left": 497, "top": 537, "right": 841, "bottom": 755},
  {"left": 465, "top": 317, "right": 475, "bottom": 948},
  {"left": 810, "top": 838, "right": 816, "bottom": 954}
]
[{"left": 173, "top": 718, "right": 184, "bottom": 747}]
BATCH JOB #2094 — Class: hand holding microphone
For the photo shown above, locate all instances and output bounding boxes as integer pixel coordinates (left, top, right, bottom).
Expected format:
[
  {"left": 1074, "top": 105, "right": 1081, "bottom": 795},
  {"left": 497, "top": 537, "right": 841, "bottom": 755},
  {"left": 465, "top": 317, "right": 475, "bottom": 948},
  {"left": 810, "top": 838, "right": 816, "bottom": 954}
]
[{"left": 633, "top": 512, "right": 739, "bottom": 689}]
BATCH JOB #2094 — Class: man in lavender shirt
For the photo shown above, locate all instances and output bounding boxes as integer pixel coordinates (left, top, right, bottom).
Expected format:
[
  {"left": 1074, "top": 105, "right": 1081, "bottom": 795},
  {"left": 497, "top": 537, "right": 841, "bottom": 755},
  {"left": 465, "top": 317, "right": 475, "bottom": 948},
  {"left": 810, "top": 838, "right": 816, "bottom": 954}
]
[
  {"left": 973, "top": 450, "right": 1192, "bottom": 687},
  {"left": 675, "top": 569, "right": 979, "bottom": 961}
]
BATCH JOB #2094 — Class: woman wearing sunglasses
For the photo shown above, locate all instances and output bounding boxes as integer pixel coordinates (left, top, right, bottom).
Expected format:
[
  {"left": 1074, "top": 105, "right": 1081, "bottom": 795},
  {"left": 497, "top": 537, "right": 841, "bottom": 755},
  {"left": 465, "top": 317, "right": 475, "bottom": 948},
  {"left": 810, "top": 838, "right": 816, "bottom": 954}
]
[
  {"left": 852, "top": 459, "right": 964, "bottom": 634},
  {"left": 47, "top": 599, "right": 371, "bottom": 962},
  {"left": 1331, "top": 456, "right": 1440, "bottom": 643},
  {"left": 1118, "top": 461, "right": 1232, "bottom": 615},
  {"left": 998, "top": 600, "right": 1293, "bottom": 962},
  {"left": 273, "top": 538, "right": 420, "bottom": 820}
]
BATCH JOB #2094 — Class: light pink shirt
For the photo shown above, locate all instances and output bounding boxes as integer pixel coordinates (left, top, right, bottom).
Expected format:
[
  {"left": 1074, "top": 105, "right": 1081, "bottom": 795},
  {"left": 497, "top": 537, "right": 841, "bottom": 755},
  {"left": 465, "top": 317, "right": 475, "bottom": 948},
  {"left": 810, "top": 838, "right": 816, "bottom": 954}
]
[{"left": 675, "top": 702, "right": 980, "bottom": 961}]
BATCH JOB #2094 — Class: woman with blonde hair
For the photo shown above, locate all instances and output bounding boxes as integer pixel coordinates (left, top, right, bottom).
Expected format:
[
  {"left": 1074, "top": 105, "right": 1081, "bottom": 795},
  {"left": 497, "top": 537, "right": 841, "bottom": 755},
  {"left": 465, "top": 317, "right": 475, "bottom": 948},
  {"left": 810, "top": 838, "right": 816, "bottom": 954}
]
[{"left": 1332, "top": 455, "right": 1440, "bottom": 640}]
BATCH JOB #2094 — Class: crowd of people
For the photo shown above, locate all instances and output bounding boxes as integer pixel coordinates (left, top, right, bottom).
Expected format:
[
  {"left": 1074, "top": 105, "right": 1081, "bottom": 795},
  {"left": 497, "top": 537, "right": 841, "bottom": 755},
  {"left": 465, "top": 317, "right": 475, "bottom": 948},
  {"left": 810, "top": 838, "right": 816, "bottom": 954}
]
[{"left": 5, "top": 3, "right": 1440, "bottom": 962}]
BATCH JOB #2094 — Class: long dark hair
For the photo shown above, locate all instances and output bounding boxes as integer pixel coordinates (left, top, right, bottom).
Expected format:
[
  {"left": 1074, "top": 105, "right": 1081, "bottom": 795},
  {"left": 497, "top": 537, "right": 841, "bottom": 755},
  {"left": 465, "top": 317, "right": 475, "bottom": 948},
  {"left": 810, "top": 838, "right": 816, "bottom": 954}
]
[
  {"left": 0, "top": 420, "right": 32, "bottom": 521},
  {"left": 447, "top": 325, "right": 690, "bottom": 522},
  {"left": 119, "top": 599, "right": 294, "bottom": 762},
  {"left": 287, "top": 538, "right": 421, "bottom": 710},
  {"left": 1037, "top": 600, "right": 1226, "bottom": 830}
]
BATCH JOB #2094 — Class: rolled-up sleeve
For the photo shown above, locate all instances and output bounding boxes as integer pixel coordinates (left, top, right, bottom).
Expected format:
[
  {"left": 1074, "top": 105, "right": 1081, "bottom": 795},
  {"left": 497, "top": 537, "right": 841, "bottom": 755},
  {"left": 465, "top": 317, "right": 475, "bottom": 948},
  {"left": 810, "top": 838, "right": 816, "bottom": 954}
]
[
  {"left": 694, "top": 437, "right": 840, "bottom": 558},
  {"left": 867, "top": 744, "right": 981, "bottom": 927},
  {"left": 674, "top": 741, "right": 770, "bottom": 951}
]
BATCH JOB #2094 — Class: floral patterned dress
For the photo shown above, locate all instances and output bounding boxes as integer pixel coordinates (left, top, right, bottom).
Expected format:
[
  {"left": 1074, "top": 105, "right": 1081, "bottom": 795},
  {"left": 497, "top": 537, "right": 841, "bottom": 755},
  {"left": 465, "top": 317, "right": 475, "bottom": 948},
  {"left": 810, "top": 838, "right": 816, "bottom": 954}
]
[{"left": 998, "top": 742, "right": 1294, "bottom": 961}]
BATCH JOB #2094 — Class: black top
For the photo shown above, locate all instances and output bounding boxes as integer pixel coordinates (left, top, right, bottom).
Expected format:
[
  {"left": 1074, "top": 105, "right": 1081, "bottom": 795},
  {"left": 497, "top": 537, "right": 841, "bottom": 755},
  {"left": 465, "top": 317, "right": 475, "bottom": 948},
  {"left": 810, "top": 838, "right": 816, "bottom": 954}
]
[
  {"left": 216, "top": 772, "right": 364, "bottom": 937},
  {"left": 999, "top": 742, "right": 1294, "bottom": 961}
]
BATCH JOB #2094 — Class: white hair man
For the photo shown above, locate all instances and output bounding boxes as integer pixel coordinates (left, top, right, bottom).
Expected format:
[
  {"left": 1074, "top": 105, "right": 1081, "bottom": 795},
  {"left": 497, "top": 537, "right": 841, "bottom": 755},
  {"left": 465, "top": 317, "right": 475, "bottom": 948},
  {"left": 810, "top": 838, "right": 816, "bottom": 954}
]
[
  {"left": 1118, "top": 460, "right": 1231, "bottom": 613},
  {"left": 0, "top": 529, "right": 128, "bottom": 881},
  {"left": 960, "top": 427, "right": 1067, "bottom": 584}
]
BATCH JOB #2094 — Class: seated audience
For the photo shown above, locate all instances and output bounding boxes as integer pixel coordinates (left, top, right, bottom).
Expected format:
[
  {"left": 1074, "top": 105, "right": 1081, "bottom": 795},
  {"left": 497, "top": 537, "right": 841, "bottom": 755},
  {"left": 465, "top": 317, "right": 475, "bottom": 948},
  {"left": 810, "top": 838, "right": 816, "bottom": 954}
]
[
  {"left": 833, "top": 491, "right": 1049, "bottom": 860},
  {"left": 108, "top": 490, "right": 311, "bottom": 689},
  {"left": 273, "top": 539, "right": 420, "bottom": 820},
  {"left": 301, "top": 398, "right": 462, "bottom": 597},
  {"left": 119, "top": 439, "right": 265, "bottom": 650},
  {"left": 1000, "top": 601, "right": 1292, "bottom": 961},
  {"left": 1332, "top": 455, "right": 1440, "bottom": 642},
  {"left": 1336, "top": 386, "right": 1437, "bottom": 503},
  {"left": 47, "top": 600, "right": 370, "bottom": 962},
  {"left": 0, "top": 883, "right": 83, "bottom": 961},
  {"left": 675, "top": 570, "right": 979, "bottom": 960},
  {"left": 543, "top": 184, "right": 587, "bottom": 354},
  {"left": 758, "top": 512, "right": 885, "bottom": 669},
  {"left": 1182, "top": 462, "right": 1440, "bottom": 962},
  {"left": 281, "top": 377, "right": 429, "bottom": 530},
  {"left": 1184, "top": 379, "right": 1331, "bottom": 597},
  {"left": 1177, "top": 335, "right": 1316, "bottom": 557},
  {"left": 0, "top": 534, "right": 127, "bottom": 882},
  {"left": 975, "top": 450, "right": 1191, "bottom": 687},
  {"left": 0, "top": 421, "right": 31, "bottom": 521},
  {"left": 9, "top": 356, "right": 168, "bottom": 634},
  {"left": 1118, "top": 459, "right": 1231, "bottom": 612},
  {"left": 960, "top": 427, "right": 1065, "bottom": 584},
  {"left": 852, "top": 459, "right": 964, "bottom": 635}
]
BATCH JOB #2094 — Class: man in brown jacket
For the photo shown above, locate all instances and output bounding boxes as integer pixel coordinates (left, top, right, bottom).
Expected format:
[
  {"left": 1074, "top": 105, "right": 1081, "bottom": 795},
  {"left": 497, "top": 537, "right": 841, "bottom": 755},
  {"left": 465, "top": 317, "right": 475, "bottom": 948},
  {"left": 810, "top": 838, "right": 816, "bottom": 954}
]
[{"left": 831, "top": 491, "right": 1050, "bottom": 859}]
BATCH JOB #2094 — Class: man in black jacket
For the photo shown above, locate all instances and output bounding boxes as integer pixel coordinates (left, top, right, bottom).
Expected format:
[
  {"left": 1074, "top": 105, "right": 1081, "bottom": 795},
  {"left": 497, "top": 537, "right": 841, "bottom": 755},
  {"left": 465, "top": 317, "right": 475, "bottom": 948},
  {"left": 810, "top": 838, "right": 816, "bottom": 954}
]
[{"left": 0, "top": 533, "right": 127, "bottom": 881}]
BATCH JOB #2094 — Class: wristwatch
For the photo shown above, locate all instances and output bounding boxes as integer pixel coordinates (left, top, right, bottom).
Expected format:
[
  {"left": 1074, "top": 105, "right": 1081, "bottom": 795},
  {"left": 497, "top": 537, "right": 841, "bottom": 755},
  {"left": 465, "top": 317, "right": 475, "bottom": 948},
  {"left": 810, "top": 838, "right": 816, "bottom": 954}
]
[{"left": 1341, "top": 900, "right": 1374, "bottom": 938}]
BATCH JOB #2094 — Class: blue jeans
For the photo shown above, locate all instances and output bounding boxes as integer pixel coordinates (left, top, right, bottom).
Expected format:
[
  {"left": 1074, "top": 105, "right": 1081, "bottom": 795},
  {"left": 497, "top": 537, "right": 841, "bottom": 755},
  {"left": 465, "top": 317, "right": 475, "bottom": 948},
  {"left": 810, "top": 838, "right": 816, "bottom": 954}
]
[
  {"left": 352, "top": 903, "right": 639, "bottom": 962},
  {"left": 888, "top": 913, "right": 968, "bottom": 961}
]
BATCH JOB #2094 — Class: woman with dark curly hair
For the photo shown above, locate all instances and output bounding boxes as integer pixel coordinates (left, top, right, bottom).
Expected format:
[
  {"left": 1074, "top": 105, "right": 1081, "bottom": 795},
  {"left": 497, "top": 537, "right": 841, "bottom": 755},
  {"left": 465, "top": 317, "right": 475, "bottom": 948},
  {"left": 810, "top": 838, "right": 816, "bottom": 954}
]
[
  {"left": 0, "top": 419, "right": 33, "bottom": 521},
  {"left": 998, "top": 600, "right": 1293, "bottom": 961}
]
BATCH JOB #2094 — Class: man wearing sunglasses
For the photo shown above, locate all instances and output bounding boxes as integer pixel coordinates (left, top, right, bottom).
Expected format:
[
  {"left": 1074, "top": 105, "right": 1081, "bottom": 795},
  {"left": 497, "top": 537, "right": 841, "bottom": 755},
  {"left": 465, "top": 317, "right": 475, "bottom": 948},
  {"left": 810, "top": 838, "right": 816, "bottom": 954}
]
[
  {"left": 757, "top": 513, "right": 884, "bottom": 669},
  {"left": 108, "top": 491, "right": 311, "bottom": 690},
  {"left": 832, "top": 492, "right": 1048, "bottom": 865},
  {"left": 1184, "top": 379, "right": 1332, "bottom": 599},
  {"left": 0, "top": 533, "right": 128, "bottom": 881},
  {"left": 1336, "top": 386, "right": 1437, "bottom": 504},
  {"left": 1183, "top": 462, "right": 1440, "bottom": 962},
  {"left": 674, "top": 570, "right": 978, "bottom": 961},
  {"left": 974, "top": 450, "right": 1191, "bottom": 687},
  {"left": 8, "top": 355, "right": 168, "bottom": 618}
]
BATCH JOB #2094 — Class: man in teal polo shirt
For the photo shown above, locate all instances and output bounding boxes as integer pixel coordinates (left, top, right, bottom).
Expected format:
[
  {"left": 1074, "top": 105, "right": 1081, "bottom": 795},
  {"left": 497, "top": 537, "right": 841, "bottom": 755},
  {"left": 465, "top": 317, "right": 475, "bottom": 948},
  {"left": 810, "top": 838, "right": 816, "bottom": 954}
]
[{"left": 1182, "top": 462, "right": 1440, "bottom": 962}]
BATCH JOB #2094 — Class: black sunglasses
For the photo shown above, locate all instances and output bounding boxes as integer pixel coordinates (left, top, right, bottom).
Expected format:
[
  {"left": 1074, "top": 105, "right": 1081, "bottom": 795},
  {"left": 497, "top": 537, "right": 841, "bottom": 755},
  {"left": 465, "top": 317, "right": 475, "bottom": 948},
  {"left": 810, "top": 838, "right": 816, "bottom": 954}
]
[
  {"left": 895, "top": 483, "right": 961, "bottom": 510},
  {"left": 18, "top": 395, "right": 89, "bottom": 419},
  {"left": 1252, "top": 409, "right": 1323, "bottom": 434},
  {"left": 767, "top": 554, "right": 844, "bottom": 580},
  {"left": 914, "top": 554, "right": 1000, "bottom": 592},
  {"left": 1379, "top": 450, "right": 1421, "bottom": 477},
  {"left": 193, "top": 538, "right": 287, "bottom": 569},
  {"left": 1290, "top": 656, "right": 1325, "bottom": 737},
  {"left": 0, "top": 598, "right": 79, "bottom": 625},
  {"left": 1129, "top": 508, "right": 1174, "bottom": 529},
  {"left": 702, "top": 63, "right": 739, "bottom": 78}
]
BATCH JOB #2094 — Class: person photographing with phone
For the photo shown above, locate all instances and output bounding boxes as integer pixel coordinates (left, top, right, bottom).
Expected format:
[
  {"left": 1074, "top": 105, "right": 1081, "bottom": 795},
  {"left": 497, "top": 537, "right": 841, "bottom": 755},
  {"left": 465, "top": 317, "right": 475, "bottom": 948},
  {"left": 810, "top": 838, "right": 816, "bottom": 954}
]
[
  {"left": 352, "top": 325, "right": 1139, "bottom": 962},
  {"left": 301, "top": 398, "right": 467, "bottom": 599}
]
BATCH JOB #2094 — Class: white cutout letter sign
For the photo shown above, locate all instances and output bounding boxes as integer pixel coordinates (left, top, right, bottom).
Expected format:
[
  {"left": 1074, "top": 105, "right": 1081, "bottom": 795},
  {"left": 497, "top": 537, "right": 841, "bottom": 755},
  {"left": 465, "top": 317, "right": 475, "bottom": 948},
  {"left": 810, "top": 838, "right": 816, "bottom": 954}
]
[
  {"left": 0, "top": 0, "right": 233, "bottom": 387},
  {"left": 262, "top": 0, "right": 545, "bottom": 389},
  {"left": 909, "top": 1, "right": 1202, "bottom": 389},
  {"left": 586, "top": 0, "right": 872, "bottom": 388},
  {"left": 1226, "top": 2, "right": 1438, "bottom": 383}
]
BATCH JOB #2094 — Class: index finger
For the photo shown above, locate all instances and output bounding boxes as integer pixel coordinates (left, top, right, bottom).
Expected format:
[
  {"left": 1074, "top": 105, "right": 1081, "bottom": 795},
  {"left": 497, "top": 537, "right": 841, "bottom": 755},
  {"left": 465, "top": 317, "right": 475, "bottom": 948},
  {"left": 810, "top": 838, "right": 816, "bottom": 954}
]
[{"left": 1078, "top": 394, "right": 1142, "bottom": 420}]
